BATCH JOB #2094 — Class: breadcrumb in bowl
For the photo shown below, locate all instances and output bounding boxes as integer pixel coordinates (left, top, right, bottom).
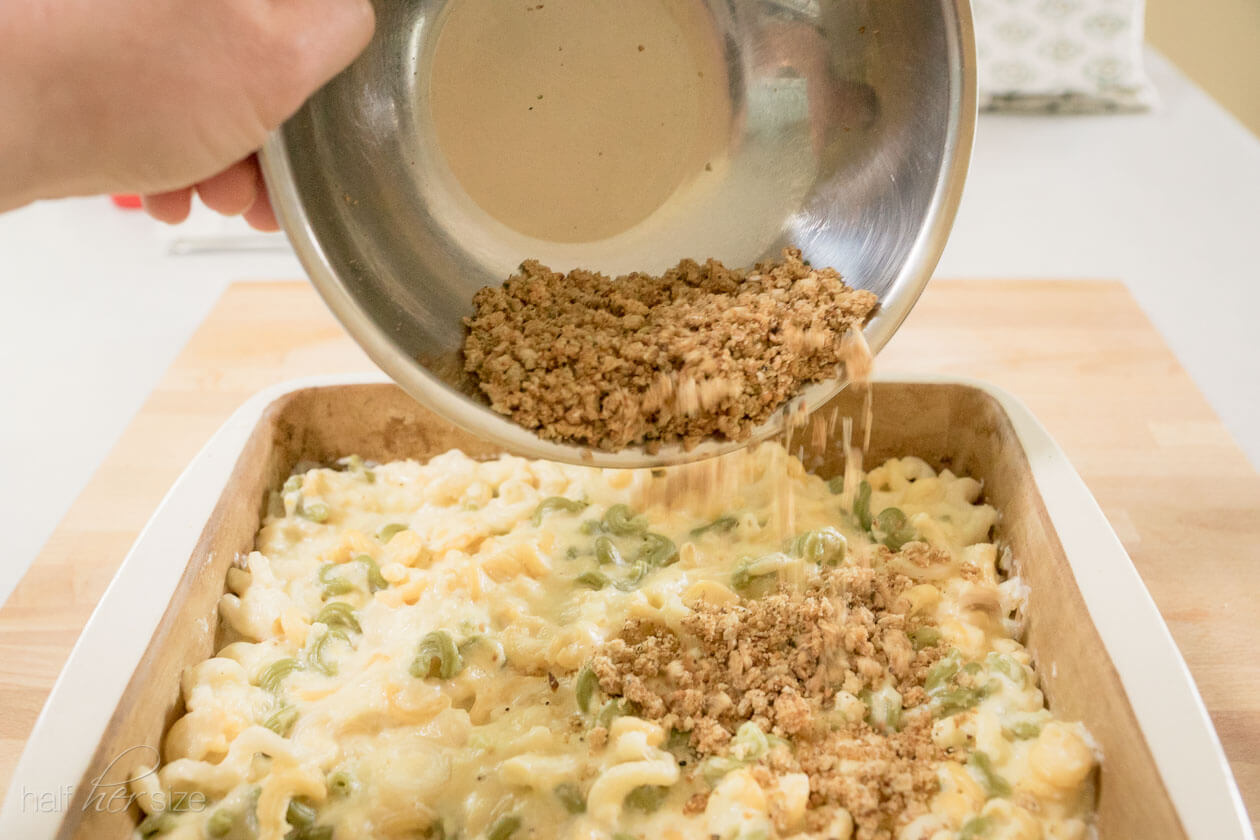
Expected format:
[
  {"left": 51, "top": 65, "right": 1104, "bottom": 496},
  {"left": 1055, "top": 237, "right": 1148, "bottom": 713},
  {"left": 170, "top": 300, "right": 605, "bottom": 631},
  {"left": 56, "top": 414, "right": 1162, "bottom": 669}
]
[{"left": 462, "top": 249, "right": 879, "bottom": 453}]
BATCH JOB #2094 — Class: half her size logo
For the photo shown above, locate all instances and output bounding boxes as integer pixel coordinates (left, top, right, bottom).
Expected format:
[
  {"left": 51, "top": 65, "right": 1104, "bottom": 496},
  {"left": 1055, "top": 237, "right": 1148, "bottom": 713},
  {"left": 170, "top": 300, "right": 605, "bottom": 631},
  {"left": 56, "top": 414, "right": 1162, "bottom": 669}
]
[{"left": 20, "top": 745, "right": 207, "bottom": 816}]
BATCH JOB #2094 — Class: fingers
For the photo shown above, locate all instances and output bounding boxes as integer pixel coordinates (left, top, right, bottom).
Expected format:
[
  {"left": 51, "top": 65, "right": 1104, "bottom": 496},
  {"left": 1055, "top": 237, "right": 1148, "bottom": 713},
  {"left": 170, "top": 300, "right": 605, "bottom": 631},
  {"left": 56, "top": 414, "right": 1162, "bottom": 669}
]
[
  {"left": 143, "top": 155, "right": 282, "bottom": 231},
  {"left": 243, "top": 161, "right": 280, "bottom": 232},
  {"left": 244, "top": 194, "right": 280, "bottom": 232},
  {"left": 142, "top": 188, "right": 194, "bottom": 224},
  {"left": 200, "top": 154, "right": 280, "bottom": 231},
  {"left": 195, "top": 157, "right": 258, "bottom": 216}
]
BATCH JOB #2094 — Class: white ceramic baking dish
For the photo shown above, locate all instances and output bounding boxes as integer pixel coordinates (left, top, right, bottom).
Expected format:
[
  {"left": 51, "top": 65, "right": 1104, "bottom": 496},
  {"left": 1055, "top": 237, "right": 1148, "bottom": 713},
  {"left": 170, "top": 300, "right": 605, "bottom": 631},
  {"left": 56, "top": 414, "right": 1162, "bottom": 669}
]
[{"left": 0, "top": 374, "right": 1252, "bottom": 839}]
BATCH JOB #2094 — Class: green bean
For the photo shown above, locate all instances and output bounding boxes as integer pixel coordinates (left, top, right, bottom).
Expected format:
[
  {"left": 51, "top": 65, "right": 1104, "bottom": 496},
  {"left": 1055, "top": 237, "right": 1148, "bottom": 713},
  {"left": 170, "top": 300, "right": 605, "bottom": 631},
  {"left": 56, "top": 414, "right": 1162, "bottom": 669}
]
[
  {"left": 575, "top": 571, "right": 610, "bottom": 590},
  {"left": 637, "top": 533, "right": 677, "bottom": 567},
  {"left": 603, "top": 504, "right": 647, "bottom": 536},
  {"left": 967, "top": 750, "right": 1012, "bottom": 798},
  {"left": 872, "top": 507, "right": 916, "bottom": 550},
  {"left": 665, "top": 728, "right": 692, "bottom": 753},
  {"left": 411, "top": 630, "right": 463, "bottom": 679},
  {"left": 264, "top": 705, "right": 298, "bottom": 736},
  {"left": 286, "top": 797, "right": 317, "bottom": 827},
  {"left": 288, "top": 828, "right": 333, "bottom": 840},
  {"left": 862, "top": 685, "right": 904, "bottom": 732},
  {"left": 690, "top": 516, "right": 738, "bottom": 538},
  {"left": 377, "top": 522, "right": 408, "bottom": 543},
  {"left": 1004, "top": 720, "right": 1043, "bottom": 740},
  {"left": 579, "top": 519, "right": 602, "bottom": 535},
  {"left": 853, "top": 480, "right": 873, "bottom": 531},
  {"left": 319, "top": 564, "right": 355, "bottom": 598},
  {"left": 594, "top": 536, "right": 622, "bottom": 566},
  {"left": 958, "top": 815, "right": 993, "bottom": 839},
  {"left": 613, "top": 834, "right": 637, "bottom": 840},
  {"left": 909, "top": 626, "right": 942, "bottom": 650},
  {"left": 597, "top": 697, "right": 636, "bottom": 728},
  {"left": 933, "top": 686, "right": 989, "bottom": 718},
  {"left": 321, "top": 556, "right": 387, "bottom": 596},
  {"left": 258, "top": 658, "right": 302, "bottom": 694},
  {"left": 553, "top": 782, "right": 586, "bottom": 814},
  {"left": 206, "top": 810, "right": 234, "bottom": 838},
  {"left": 327, "top": 769, "right": 357, "bottom": 798},
  {"left": 624, "top": 785, "right": 667, "bottom": 813},
  {"left": 299, "top": 500, "right": 330, "bottom": 523},
  {"left": 339, "top": 454, "right": 375, "bottom": 483},
  {"left": 731, "top": 556, "right": 779, "bottom": 592},
  {"left": 315, "top": 601, "right": 361, "bottom": 634},
  {"left": 486, "top": 814, "right": 521, "bottom": 840},
  {"left": 985, "top": 652, "right": 1028, "bottom": 687},
  {"left": 283, "top": 474, "right": 304, "bottom": 494},
  {"left": 531, "top": 497, "right": 588, "bottom": 527},
  {"left": 209, "top": 787, "right": 263, "bottom": 836},
  {"left": 321, "top": 580, "right": 354, "bottom": 598},
  {"left": 309, "top": 629, "right": 350, "bottom": 676},
  {"left": 827, "top": 475, "right": 846, "bottom": 495},
  {"left": 137, "top": 811, "right": 177, "bottom": 838},
  {"left": 612, "top": 560, "right": 651, "bottom": 592},
  {"left": 352, "top": 554, "right": 389, "bottom": 592},
  {"left": 575, "top": 666, "right": 599, "bottom": 713},
  {"left": 795, "top": 527, "right": 847, "bottom": 566},
  {"left": 925, "top": 651, "right": 962, "bottom": 692},
  {"left": 701, "top": 755, "right": 746, "bottom": 786},
  {"left": 729, "top": 722, "right": 770, "bottom": 760},
  {"left": 925, "top": 651, "right": 997, "bottom": 717}
]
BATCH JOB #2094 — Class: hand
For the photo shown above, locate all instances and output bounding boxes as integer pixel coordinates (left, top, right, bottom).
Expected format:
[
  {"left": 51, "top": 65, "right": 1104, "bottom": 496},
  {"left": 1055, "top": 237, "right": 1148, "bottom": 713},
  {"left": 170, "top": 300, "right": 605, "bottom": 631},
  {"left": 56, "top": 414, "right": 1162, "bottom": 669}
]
[
  {"left": 143, "top": 153, "right": 279, "bottom": 232},
  {"left": 0, "top": 0, "right": 375, "bottom": 227}
]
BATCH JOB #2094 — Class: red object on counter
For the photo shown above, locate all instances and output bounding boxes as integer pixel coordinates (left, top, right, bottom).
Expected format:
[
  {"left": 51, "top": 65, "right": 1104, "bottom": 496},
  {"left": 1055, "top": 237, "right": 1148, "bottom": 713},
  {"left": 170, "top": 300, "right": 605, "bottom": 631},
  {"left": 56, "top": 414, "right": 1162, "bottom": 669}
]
[{"left": 110, "top": 194, "right": 143, "bottom": 209}]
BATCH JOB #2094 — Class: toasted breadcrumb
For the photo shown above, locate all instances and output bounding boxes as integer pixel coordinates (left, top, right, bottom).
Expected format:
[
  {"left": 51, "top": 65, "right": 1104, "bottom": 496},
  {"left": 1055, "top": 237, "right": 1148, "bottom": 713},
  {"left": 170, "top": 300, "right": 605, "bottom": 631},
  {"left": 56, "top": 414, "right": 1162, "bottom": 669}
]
[{"left": 461, "top": 248, "right": 878, "bottom": 451}]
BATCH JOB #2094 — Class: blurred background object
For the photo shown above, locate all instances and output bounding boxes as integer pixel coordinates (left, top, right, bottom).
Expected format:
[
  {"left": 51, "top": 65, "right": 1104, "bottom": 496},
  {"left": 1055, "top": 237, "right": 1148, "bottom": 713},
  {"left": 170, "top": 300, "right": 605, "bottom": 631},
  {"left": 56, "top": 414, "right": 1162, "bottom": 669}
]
[
  {"left": 1146, "top": 0, "right": 1260, "bottom": 136},
  {"left": 975, "top": 0, "right": 1154, "bottom": 112},
  {"left": 972, "top": 0, "right": 1260, "bottom": 135}
]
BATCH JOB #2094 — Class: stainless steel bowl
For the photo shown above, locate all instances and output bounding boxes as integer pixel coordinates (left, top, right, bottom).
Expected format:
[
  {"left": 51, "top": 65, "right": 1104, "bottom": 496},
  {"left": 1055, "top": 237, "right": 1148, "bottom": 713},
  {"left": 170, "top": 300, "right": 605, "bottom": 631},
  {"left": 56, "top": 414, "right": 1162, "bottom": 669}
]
[{"left": 261, "top": 0, "right": 976, "bottom": 468}]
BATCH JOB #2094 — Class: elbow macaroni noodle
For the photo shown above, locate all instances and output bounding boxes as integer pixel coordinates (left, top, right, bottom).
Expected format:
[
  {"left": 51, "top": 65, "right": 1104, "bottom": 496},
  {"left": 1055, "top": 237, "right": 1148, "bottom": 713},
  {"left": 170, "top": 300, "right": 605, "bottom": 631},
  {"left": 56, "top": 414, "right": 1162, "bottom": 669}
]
[{"left": 134, "top": 447, "right": 1097, "bottom": 840}]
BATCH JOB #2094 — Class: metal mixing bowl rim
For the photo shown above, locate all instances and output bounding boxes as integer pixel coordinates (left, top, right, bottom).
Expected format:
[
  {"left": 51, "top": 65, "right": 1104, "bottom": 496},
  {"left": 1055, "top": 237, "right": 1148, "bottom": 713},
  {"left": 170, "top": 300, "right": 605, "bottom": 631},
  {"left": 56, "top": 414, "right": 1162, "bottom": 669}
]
[{"left": 259, "top": 1, "right": 976, "bottom": 469}]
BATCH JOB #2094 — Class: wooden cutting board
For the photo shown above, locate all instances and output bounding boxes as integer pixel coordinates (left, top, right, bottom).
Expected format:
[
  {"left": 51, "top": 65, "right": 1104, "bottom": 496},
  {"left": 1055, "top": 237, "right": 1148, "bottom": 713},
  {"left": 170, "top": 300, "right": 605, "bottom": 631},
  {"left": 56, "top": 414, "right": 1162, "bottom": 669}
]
[{"left": 1, "top": 279, "right": 1256, "bottom": 831}]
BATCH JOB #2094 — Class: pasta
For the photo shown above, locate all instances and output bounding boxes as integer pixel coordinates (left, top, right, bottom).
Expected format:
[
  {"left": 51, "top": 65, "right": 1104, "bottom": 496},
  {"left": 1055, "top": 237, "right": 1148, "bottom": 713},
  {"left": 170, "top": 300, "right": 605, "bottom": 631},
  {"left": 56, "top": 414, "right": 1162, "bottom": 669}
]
[{"left": 133, "top": 446, "right": 1097, "bottom": 840}]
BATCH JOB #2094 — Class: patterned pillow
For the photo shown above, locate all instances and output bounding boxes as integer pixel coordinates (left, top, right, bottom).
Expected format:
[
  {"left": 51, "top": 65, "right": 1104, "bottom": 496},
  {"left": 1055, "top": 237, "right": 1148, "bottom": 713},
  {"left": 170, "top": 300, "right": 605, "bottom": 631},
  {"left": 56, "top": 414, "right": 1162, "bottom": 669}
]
[{"left": 974, "top": 0, "right": 1155, "bottom": 112}]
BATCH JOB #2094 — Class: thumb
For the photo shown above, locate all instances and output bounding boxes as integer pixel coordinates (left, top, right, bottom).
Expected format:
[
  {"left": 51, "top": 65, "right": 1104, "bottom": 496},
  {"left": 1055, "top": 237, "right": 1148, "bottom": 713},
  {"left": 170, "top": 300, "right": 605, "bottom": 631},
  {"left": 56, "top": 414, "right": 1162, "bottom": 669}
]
[{"left": 266, "top": 0, "right": 376, "bottom": 117}]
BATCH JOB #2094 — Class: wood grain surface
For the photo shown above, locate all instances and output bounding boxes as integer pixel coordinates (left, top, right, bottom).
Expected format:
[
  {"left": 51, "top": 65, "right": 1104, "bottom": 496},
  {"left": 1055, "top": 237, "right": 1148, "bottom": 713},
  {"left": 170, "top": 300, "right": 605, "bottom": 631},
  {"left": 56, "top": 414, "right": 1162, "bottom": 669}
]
[{"left": 0, "top": 279, "right": 1256, "bottom": 831}]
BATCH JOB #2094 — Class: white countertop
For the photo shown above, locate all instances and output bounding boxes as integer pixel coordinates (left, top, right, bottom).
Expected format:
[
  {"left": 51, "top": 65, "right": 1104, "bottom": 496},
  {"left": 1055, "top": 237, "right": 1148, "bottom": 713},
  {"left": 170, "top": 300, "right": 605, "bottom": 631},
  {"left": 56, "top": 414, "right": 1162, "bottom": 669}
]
[{"left": 1, "top": 48, "right": 1258, "bottom": 609}]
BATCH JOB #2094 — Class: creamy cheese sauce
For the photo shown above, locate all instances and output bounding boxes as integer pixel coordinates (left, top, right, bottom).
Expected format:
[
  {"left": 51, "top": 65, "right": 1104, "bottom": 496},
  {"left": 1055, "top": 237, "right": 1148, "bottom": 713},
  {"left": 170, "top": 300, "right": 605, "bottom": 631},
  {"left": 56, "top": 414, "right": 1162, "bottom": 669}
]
[{"left": 133, "top": 446, "right": 1097, "bottom": 840}]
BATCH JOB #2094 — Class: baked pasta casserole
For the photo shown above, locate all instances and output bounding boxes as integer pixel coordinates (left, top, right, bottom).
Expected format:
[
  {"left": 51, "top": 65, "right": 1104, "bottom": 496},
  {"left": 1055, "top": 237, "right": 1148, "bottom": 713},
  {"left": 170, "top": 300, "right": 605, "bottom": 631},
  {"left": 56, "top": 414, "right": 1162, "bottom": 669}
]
[{"left": 132, "top": 445, "right": 1098, "bottom": 840}]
